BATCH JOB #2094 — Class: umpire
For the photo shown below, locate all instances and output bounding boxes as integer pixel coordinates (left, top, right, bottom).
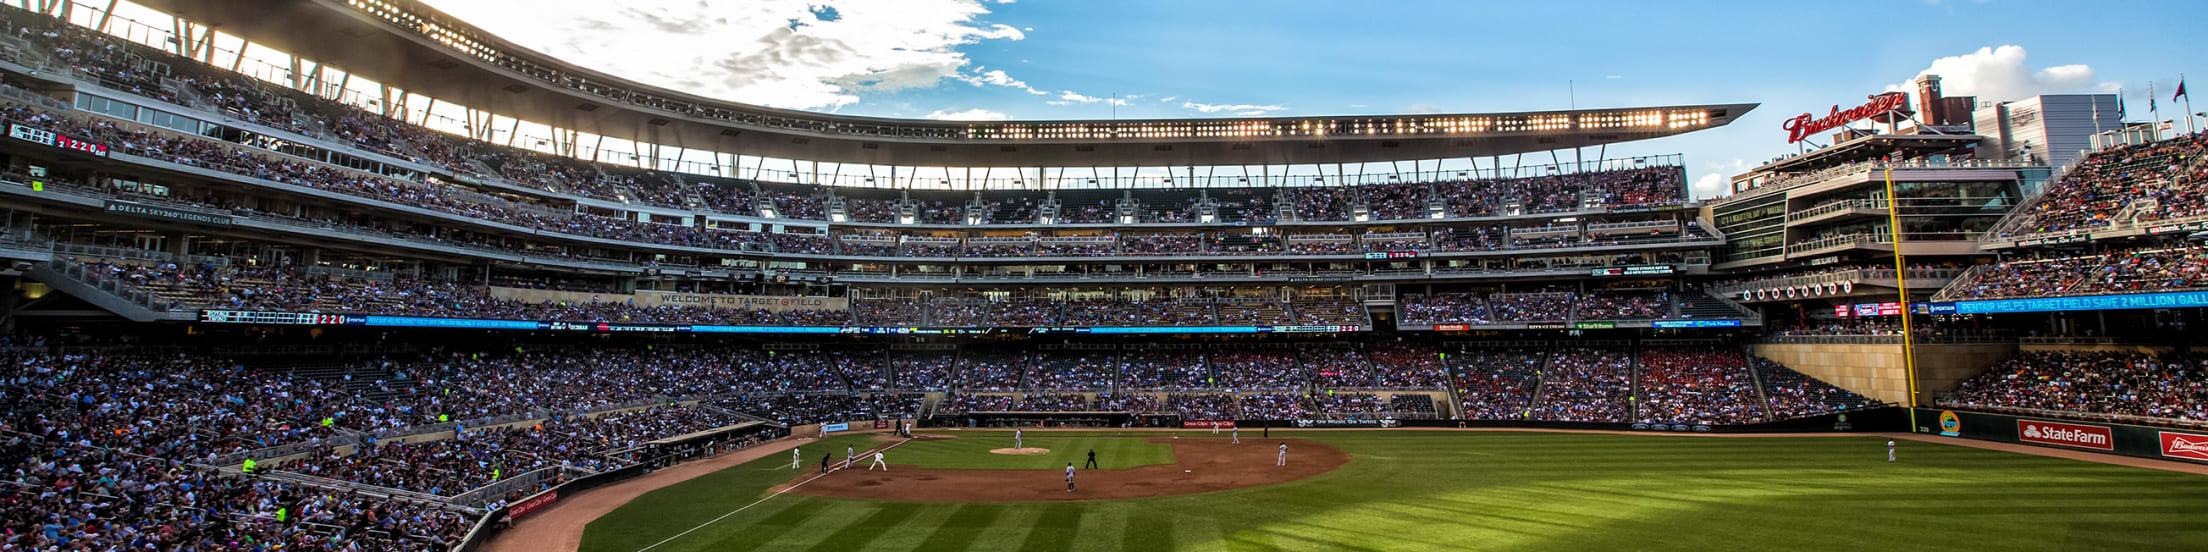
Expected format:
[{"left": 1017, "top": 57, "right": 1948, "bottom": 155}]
[{"left": 1084, "top": 449, "right": 1099, "bottom": 469}]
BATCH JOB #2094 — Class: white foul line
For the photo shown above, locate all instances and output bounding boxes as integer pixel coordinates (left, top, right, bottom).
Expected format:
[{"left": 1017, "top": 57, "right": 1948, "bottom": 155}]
[{"left": 635, "top": 438, "right": 914, "bottom": 552}]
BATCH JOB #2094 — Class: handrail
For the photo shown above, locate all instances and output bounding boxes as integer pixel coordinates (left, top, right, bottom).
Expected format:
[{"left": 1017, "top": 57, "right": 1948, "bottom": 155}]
[{"left": 1931, "top": 402, "right": 2208, "bottom": 431}]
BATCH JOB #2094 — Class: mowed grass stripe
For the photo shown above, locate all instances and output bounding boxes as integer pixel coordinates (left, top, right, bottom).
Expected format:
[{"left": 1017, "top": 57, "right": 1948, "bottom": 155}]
[{"left": 590, "top": 431, "right": 2208, "bottom": 552}]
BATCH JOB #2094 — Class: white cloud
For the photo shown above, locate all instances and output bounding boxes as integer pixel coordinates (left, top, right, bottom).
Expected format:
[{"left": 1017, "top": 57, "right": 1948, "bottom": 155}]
[
  {"left": 1691, "top": 158, "right": 1751, "bottom": 200},
  {"left": 1886, "top": 45, "right": 2106, "bottom": 103},
  {"left": 1604, "top": 74, "right": 1624, "bottom": 80},
  {"left": 1183, "top": 101, "right": 1287, "bottom": 114},
  {"left": 924, "top": 108, "right": 1011, "bottom": 121},
  {"left": 420, "top": 0, "right": 1026, "bottom": 110},
  {"left": 1056, "top": 91, "right": 1128, "bottom": 106},
  {"left": 1158, "top": 96, "right": 1178, "bottom": 102},
  {"left": 958, "top": 68, "right": 1049, "bottom": 95}
]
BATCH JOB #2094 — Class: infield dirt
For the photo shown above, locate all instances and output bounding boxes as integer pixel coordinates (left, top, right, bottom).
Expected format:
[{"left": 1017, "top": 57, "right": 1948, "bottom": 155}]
[{"left": 785, "top": 436, "right": 1348, "bottom": 502}]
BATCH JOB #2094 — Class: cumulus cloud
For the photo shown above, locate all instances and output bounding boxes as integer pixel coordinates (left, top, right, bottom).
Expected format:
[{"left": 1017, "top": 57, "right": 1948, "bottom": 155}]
[
  {"left": 1056, "top": 91, "right": 1129, "bottom": 106},
  {"left": 421, "top": 0, "right": 1027, "bottom": 110},
  {"left": 924, "top": 108, "right": 1011, "bottom": 121},
  {"left": 1692, "top": 159, "right": 1751, "bottom": 200},
  {"left": 1886, "top": 45, "right": 2108, "bottom": 102},
  {"left": 1182, "top": 101, "right": 1287, "bottom": 115}
]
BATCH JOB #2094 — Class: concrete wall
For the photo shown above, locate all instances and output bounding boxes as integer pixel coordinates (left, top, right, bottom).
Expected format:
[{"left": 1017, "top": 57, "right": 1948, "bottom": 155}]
[{"left": 1750, "top": 342, "right": 2017, "bottom": 406}]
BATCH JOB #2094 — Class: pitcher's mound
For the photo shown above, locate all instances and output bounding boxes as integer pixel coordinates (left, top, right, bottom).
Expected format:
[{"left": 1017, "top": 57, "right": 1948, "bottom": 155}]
[{"left": 990, "top": 447, "right": 1050, "bottom": 455}]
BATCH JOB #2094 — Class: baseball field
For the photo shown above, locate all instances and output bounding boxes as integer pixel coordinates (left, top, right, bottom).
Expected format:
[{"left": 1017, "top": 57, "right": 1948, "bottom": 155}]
[{"left": 575, "top": 430, "right": 2208, "bottom": 551}]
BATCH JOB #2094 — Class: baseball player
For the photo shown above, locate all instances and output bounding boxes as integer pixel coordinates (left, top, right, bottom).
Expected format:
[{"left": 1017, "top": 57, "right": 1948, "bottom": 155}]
[
  {"left": 1277, "top": 442, "right": 1288, "bottom": 466},
  {"left": 1065, "top": 462, "right": 1076, "bottom": 492},
  {"left": 792, "top": 446, "right": 801, "bottom": 470},
  {"left": 845, "top": 445, "right": 854, "bottom": 469},
  {"left": 1212, "top": 423, "right": 1220, "bottom": 436},
  {"left": 1232, "top": 426, "right": 1240, "bottom": 444},
  {"left": 1887, "top": 439, "right": 1896, "bottom": 462},
  {"left": 1084, "top": 449, "right": 1098, "bottom": 470},
  {"left": 868, "top": 451, "right": 888, "bottom": 471},
  {"left": 1016, "top": 428, "right": 1024, "bottom": 450}
]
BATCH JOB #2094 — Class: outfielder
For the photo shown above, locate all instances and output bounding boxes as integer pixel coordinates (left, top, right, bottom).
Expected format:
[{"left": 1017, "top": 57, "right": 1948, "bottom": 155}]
[
  {"left": 868, "top": 451, "right": 888, "bottom": 471},
  {"left": 1232, "top": 427, "right": 1240, "bottom": 444},
  {"left": 792, "top": 446, "right": 801, "bottom": 470},
  {"left": 1065, "top": 462, "right": 1076, "bottom": 492},
  {"left": 1887, "top": 439, "right": 1896, "bottom": 462},
  {"left": 1277, "top": 442, "right": 1288, "bottom": 466}
]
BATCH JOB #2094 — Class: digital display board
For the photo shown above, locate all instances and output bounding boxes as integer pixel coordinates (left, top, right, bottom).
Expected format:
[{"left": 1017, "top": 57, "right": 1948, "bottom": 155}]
[
  {"left": 197, "top": 310, "right": 1365, "bottom": 335},
  {"left": 1947, "top": 290, "right": 2208, "bottom": 315},
  {"left": 1590, "top": 265, "right": 1676, "bottom": 277},
  {"left": 1362, "top": 251, "right": 1420, "bottom": 260},
  {"left": 1652, "top": 319, "right": 1743, "bottom": 328}
]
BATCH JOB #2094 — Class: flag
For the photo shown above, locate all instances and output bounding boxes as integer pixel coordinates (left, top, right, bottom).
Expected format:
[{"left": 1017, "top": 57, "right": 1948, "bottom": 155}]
[{"left": 2176, "top": 79, "right": 2188, "bottom": 101}]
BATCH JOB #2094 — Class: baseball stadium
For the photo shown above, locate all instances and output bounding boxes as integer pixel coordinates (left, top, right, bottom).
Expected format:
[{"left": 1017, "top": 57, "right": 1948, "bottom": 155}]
[{"left": 1, "top": 0, "right": 2206, "bottom": 550}]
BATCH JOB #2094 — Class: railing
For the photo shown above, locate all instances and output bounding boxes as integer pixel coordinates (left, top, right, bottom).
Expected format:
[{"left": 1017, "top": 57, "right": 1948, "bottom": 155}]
[
  {"left": 1930, "top": 402, "right": 2208, "bottom": 431},
  {"left": 1756, "top": 330, "right": 2016, "bottom": 345},
  {"left": 447, "top": 466, "right": 576, "bottom": 507},
  {"left": 1783, "top": 233, "right": 1885, "bottom": 256},
  {"left": 1711, "top": 267, "right": 1963, "bottom": 297},
  {"left": 44, "top": 258, "right": 177, "bottom": 312},
  {"left": 51, "top": 242, "right": 231, "bottom": 267},
  {"left": 1785, "top": 198, "right": 1886, "bottom": 222},
  {"left": 1727, "top": 158, "right": 2033, "bottom": 203},
  {"left": 1927, "top": 264, "right": 1989, "bottom": 302}
]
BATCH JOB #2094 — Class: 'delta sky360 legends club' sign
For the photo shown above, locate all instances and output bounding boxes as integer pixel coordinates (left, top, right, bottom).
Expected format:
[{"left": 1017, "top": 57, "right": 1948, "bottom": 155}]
[{"left": 1782, "top": 92, "right": 1910, "bottom": 143}]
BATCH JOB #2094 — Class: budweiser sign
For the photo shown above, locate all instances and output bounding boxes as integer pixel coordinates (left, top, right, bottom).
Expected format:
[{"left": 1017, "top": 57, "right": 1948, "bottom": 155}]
[
  {"left": 2160, "top": 431, "right": 2208, "bottom": 462},
  {"left": 2017, "top": 420, "right": 2113, "bottom": 450},
  {"left": 1783, "top": 92, "right": 1909, "bottom": 143}
]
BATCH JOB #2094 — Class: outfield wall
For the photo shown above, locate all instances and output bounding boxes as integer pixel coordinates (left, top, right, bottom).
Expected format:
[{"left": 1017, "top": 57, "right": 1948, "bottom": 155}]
[
  {"left": 1914, "top": 408, "right": 2208, "bottom": 466},
  {"left": 1752, "top": 342, "right": 2014, "bottom": 406}
]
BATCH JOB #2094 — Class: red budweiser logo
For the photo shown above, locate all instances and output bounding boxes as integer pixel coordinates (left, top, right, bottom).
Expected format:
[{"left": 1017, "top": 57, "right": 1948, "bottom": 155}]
[
  {"left": 2017, "top": 420, "right": 2113, "bottom": 450},
  {"left": 2160, "top": 432, "right": 2208, "bottom": 461},
  {"left": 1783, "top": 92, "right": 1909, "bottom": 143}
]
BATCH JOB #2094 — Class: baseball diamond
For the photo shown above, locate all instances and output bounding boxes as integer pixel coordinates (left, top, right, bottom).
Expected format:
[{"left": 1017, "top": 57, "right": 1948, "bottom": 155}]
[{"left": 6, "top": 1, "right": 2208, "bottom": 551}]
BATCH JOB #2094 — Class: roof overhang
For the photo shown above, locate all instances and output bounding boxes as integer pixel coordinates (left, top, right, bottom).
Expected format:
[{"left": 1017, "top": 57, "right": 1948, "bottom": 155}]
[{"left": 138, "top": 0, "right": 1754, "bottom": 166}]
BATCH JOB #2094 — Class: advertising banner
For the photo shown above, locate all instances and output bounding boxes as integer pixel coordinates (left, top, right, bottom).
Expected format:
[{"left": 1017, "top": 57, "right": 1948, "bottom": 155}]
[
  {"left": 821, "top": 423, "right": 850, "bottom": 433},
  {"left": 2015, "top": 419, "right": 2114, "bottom": 450},
  {"left": 1181, "top": 421, "right": 1236, "bottom": 429},
  {"left": 2159, "top": 431, "right": 2208, "bottom": 461},
  {"left": 503, "top": 490, "right": 558, "bottom": 521}
]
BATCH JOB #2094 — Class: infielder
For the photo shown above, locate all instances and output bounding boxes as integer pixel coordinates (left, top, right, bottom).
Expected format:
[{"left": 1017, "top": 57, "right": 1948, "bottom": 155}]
[
  {"left": 845, "top": 445, "right": 854, "bottom": 469},
  {"left": 1277, "top": 442, "right": 1288, "bottom": 466},
  {"left": 792, "top": 446, "right": 801, "bottom": 470},
  {"left": 1065, "top": 462, "right": 1076, "bottom": 492},
  {"left": 1887, "top": 439, "right": 1896, "bottom": 462},
  {"left": 1232, "top": 427, "right": 1240, "bottom": 444},
  {"left": 868, "top": 451, "right": 888, "bottom": 471}
]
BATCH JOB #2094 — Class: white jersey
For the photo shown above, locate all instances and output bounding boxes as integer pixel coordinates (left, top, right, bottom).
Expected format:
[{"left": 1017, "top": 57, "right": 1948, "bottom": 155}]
[{"left": 1065, "top": 466, "right": 1076, "bottom": 480}]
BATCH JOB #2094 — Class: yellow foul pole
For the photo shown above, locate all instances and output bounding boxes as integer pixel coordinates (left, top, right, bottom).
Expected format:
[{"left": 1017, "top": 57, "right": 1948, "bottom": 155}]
[{"left": 1883, "top": 167, "right": 1921, "bottom": 432}]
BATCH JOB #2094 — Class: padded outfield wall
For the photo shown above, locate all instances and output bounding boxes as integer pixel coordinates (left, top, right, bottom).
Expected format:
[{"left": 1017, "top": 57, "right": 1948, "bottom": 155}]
[{"left": 1916, "top": 408, "right": 2208, "bottom": 466}]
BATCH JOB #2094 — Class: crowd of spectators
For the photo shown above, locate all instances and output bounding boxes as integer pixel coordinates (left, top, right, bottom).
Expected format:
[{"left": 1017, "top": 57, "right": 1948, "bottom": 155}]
[
  {"left": 1942, "top": 243, "right": 2208, "bottom": 300},
  {"left": 1939, "top": 351, "right": 2208, "bottom": 425},
  {"left": 2008, "top": 133, "right": 2208, "bottom": 235},
  {"left": 1634, "top": 348, "right": 1764, "bottom": 425},
  {"left": 1451, "top": 347, "right": 1543, "bottom": 420},
  {"left": 1754, "top": 357, "right": 1877, "bottom": 419},
  {"left": 1528, "top": 347, "right": 1634, "bottom": 422}
]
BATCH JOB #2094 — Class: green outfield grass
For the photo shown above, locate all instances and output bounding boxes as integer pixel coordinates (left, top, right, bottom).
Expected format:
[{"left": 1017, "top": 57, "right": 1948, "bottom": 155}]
[
  {"left": 580, "top": 431, "right": 2208, "bottom": 551},
  {"left": 888, "top": 432, "right": 1175, "bottom": 470}
]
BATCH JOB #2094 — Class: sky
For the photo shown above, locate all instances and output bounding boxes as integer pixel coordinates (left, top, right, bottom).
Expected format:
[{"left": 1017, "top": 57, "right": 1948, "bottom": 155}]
[{"left": 412, "top": 0, "right": 2202, "bottom": 200}]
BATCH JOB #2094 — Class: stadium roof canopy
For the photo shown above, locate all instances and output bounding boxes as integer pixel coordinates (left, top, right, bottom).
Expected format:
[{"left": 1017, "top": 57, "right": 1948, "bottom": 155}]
[{"left": 140, "top": 0, "right": 1755, "bottom": 167}]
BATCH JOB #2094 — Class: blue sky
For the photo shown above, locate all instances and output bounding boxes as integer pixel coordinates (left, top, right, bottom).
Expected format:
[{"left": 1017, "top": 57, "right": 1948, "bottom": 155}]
[{"left": 423, "top": 0, "right": 2201, "bottom": 198}]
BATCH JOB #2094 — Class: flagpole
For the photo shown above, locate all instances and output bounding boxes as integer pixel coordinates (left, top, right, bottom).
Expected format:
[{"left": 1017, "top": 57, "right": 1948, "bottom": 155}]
[
  {"left": 2151, "top": 81, "right": 2162, "bottom": 140},
  {"left": 2184, "top": 74, "right": 2195, "bottom": 136}
]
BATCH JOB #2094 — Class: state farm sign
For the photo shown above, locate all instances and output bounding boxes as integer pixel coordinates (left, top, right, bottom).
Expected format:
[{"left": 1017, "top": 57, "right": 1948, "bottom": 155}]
[
  {"left": 1783, "top": 92, "right": 1909, "bottom": 143},
  {"left": 2017, "top": 419, "right": 2113, "bottom": 450},
  {"left": 2159, "top": 431, "right": 2208, "bottom": 462}
]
